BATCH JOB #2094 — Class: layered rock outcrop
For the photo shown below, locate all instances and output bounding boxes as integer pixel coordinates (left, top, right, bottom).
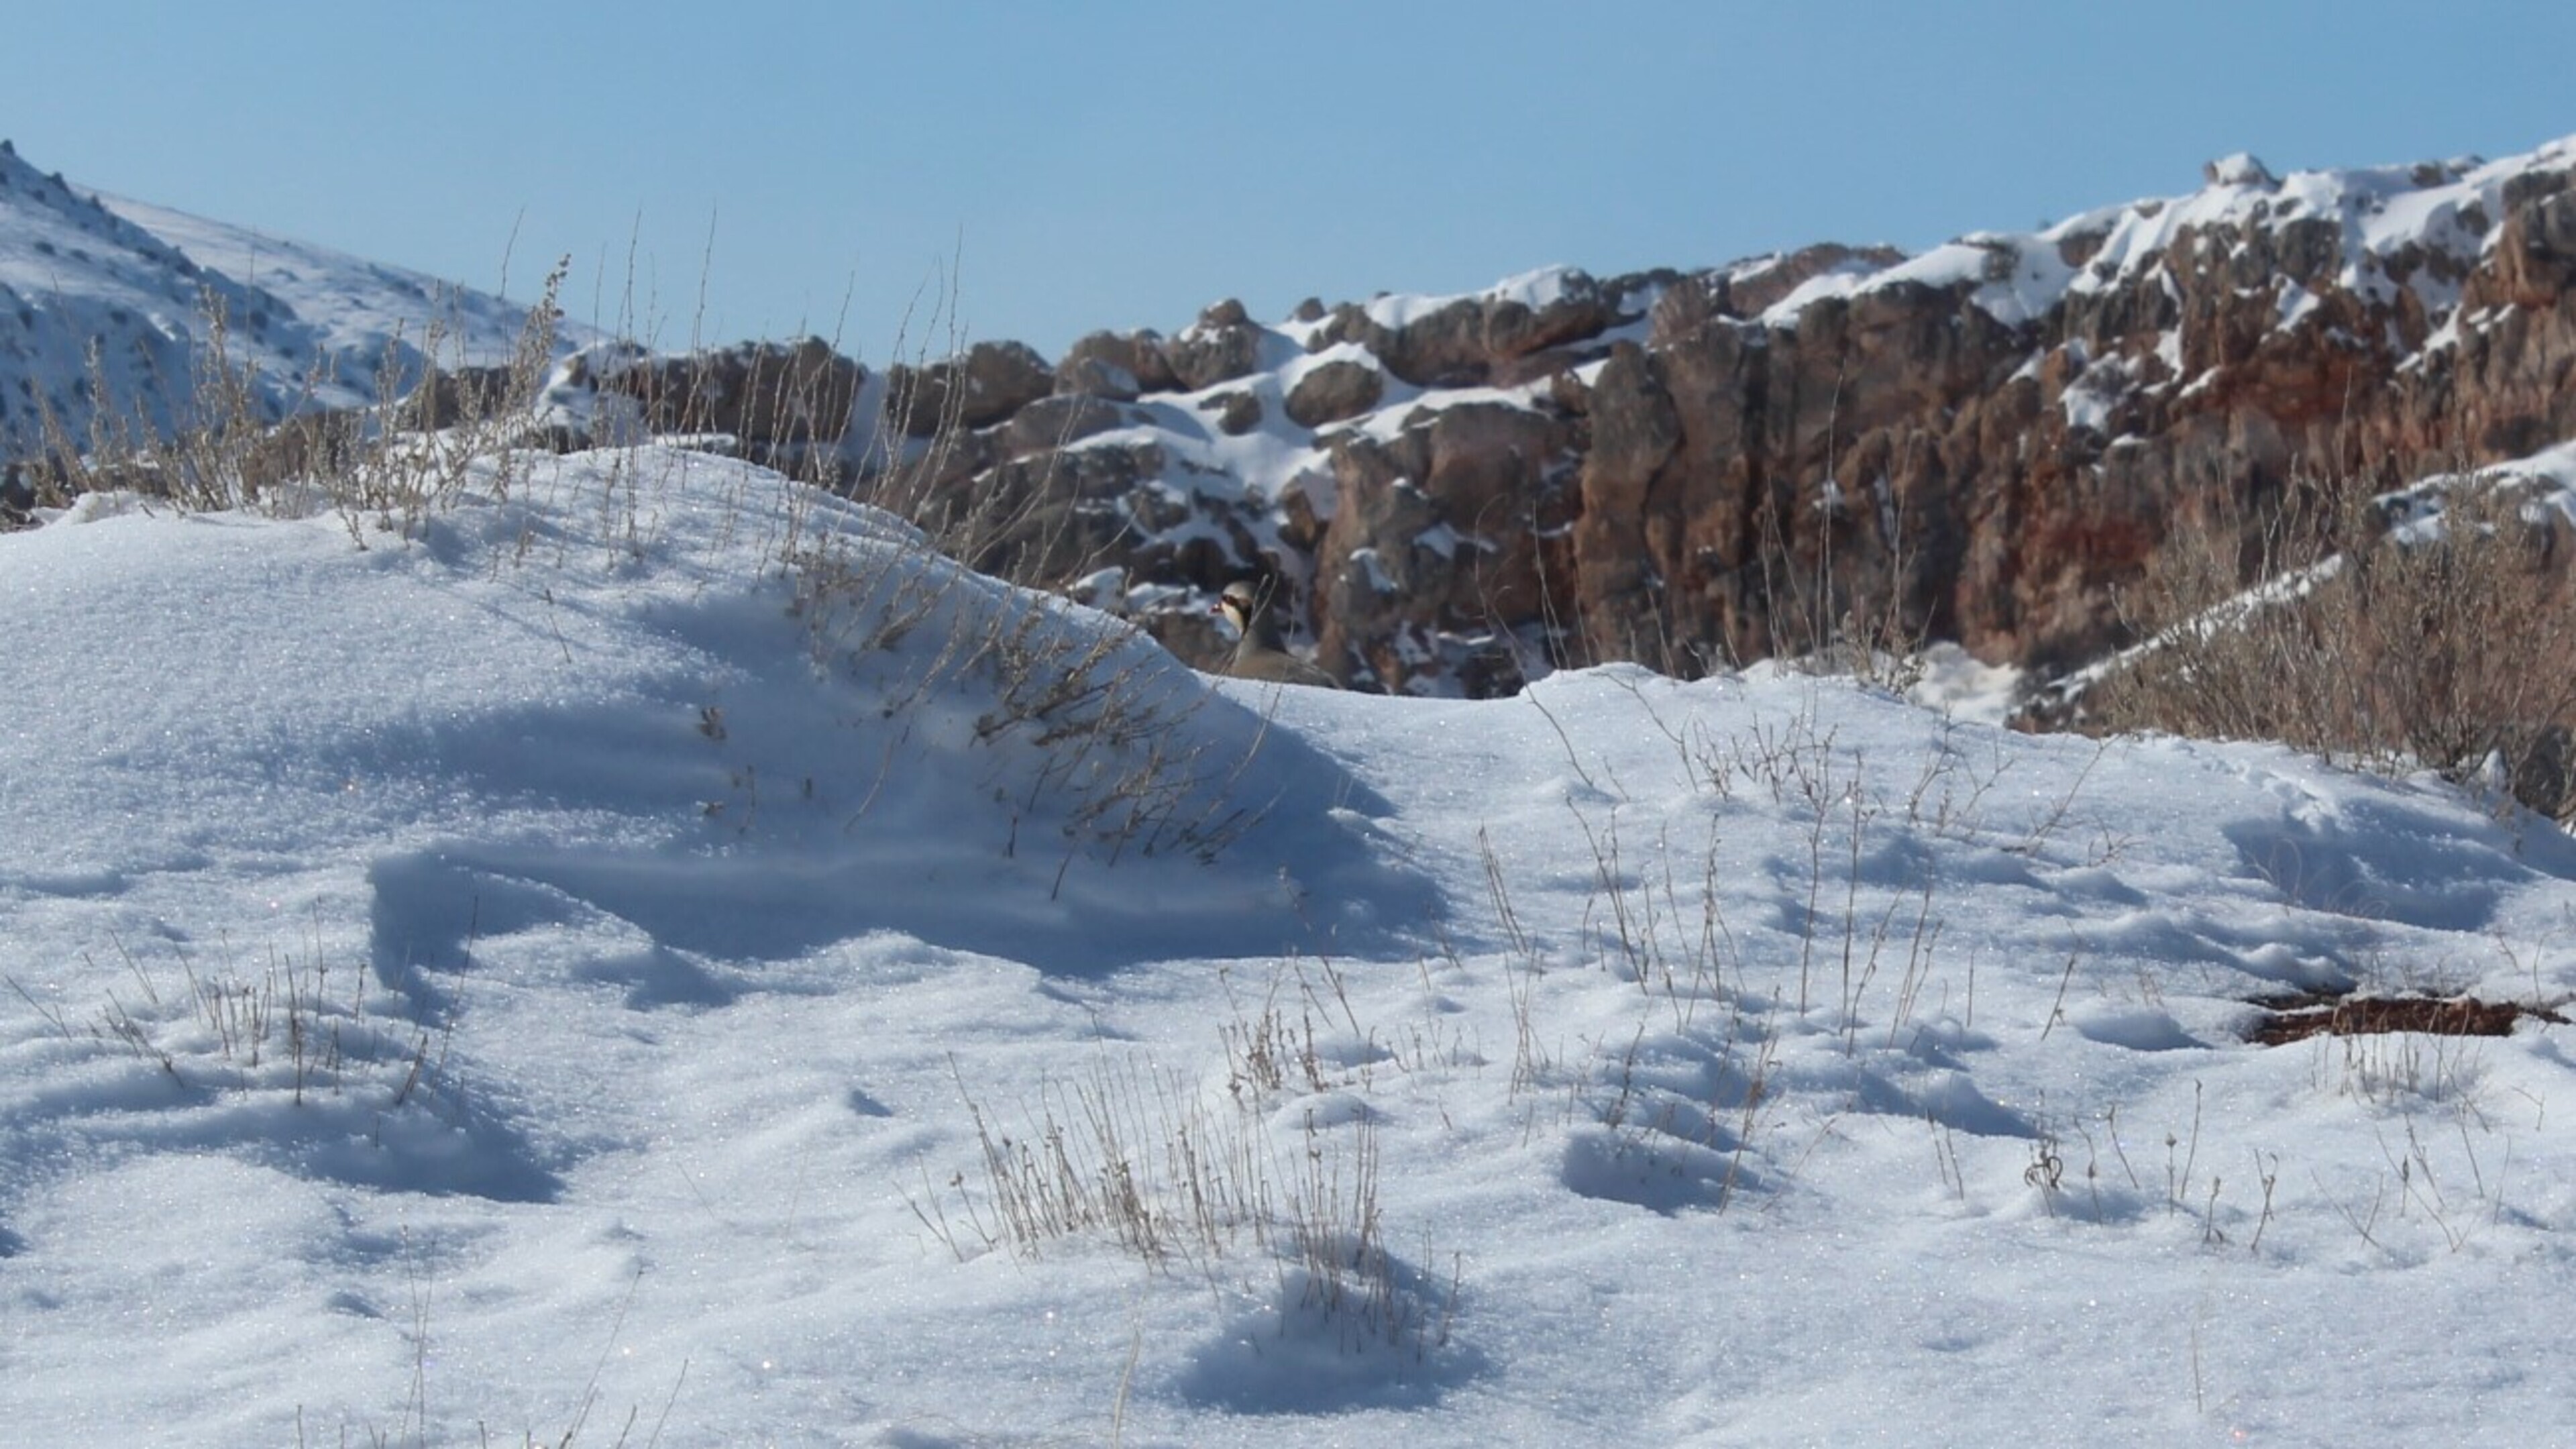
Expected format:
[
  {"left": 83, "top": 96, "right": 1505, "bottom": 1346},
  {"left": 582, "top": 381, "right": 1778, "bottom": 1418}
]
[
  {"left": 939, "top": 139, "right": 2573, "bottom": 695},
  {"left": 32, "top": 131, "right": 2574, "bottom": 704},
  {"left": 464, "top": 137, "right": 2576, "bottom": 700}
]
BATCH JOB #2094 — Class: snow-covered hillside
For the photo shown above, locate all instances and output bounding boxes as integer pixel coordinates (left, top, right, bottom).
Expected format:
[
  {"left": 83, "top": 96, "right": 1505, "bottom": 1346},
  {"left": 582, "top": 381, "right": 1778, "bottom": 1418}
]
[
  {"left": 0, "top": 138, "right": 576, "bottom": 463},
  {"left": 4, "top": 446, "right": 2574, "bottom": 1444}
]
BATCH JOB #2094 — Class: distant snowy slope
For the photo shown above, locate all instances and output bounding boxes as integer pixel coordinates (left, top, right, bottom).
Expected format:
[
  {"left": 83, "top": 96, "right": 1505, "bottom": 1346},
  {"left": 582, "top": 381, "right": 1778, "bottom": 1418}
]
[
  {"left": 0, "top": 139, "right": 576, "bottom": 464},
  {"left": 95, "top": 190, "right": 553, "bottom": 382}
]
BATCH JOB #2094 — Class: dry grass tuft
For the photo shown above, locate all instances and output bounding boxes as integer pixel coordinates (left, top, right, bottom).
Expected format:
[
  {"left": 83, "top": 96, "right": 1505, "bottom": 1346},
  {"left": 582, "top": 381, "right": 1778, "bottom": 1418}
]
[{"left": 2080, "top": 467, "right": 2576, "bottom": 816}]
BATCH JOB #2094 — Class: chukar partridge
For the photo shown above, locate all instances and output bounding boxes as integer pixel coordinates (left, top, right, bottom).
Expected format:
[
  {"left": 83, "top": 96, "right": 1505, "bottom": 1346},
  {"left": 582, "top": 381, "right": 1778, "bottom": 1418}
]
[{"left": 1214, "top": 580, "right": 1340, "bottom": 688}]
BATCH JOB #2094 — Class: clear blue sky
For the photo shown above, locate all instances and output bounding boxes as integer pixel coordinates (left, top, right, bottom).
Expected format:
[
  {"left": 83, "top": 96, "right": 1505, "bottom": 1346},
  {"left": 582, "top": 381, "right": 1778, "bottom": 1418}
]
[{"left": 14, "top": 1, "right": 2573, "bottom": 360}]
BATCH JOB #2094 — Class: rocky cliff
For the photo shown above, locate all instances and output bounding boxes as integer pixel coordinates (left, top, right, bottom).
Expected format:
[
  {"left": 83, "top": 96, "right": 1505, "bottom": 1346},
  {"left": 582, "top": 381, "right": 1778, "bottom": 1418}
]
[
  {"left": 15, "top": 132, "right": 2576, "bottom": 704},
  {"left": 540, "top": 136, "right": 2573, "bottom": 700}
]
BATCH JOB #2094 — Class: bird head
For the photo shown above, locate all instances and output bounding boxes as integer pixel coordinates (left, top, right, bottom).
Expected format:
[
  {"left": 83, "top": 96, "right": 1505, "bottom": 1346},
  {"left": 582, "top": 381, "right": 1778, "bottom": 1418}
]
[{"left": 1214, "top": 580, "right": 1266, "bottom": 632}]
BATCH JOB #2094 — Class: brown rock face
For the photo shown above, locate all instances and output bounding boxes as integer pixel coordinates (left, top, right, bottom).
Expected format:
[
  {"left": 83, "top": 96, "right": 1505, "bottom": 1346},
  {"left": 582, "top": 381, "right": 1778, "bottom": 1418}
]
[
  {"left": 498, "top": 142, "right": 2576, "bottom": 700},
  {"left": 1517, "top": 152, "right": 2576, "bottom": 679},
  {"left": 1314, "top": 399, "right": 1578, "bottom": 692}
]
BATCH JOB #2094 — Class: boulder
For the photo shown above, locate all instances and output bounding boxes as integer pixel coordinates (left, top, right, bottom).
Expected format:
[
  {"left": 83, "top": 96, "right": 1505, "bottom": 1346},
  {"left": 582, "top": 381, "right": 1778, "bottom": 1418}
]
[
  {"left": 1167, "top": 300, "right": 1266, "bottom": 392},
  {"left": 1283, "top": 357, "right": 1385, "bottom": 429},
  {"left": 886, "top": 339, "right": 1056, "bottom": 437},
  {"left": 1207, "top": 390, "right": 1263, "bottom": 435},
  {"left": 1057, "top": 329, "right": 1177, "bottom": 400},
  {"left": 1483, "top": 269, "right": 1610, "bottom": 358},
  {"left": 600, "top": 337, "right": 867, "bottom": 449},
  {"left": 997, "top": 393, "right": 1128, "bottom": 458}
]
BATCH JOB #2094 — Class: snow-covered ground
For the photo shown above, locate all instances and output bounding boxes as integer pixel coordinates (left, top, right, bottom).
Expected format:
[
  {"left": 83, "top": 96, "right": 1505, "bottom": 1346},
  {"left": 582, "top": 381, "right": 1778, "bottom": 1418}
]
[{"left": 6, "top": 447, "right": 2575, "bottom": 1446}]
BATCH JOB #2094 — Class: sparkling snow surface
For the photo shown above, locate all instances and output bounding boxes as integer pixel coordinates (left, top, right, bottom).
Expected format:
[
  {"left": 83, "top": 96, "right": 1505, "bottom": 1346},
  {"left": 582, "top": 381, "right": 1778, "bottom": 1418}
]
[{"left": 7, "top": 450, "right": 2576, "bottom": 1446}]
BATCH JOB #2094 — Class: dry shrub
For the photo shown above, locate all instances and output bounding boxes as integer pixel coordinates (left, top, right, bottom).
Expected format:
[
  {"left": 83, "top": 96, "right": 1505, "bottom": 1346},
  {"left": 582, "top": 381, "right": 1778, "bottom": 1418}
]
[
  {"left": 25, "top": 261, "right": 572, "bottom": 538},
  {"left": 2084, "top": 468, "right": 2576, "bottom": 815},
  {"left": 910, "top": 1051, "right": 1447, "bottom": 1360}
]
